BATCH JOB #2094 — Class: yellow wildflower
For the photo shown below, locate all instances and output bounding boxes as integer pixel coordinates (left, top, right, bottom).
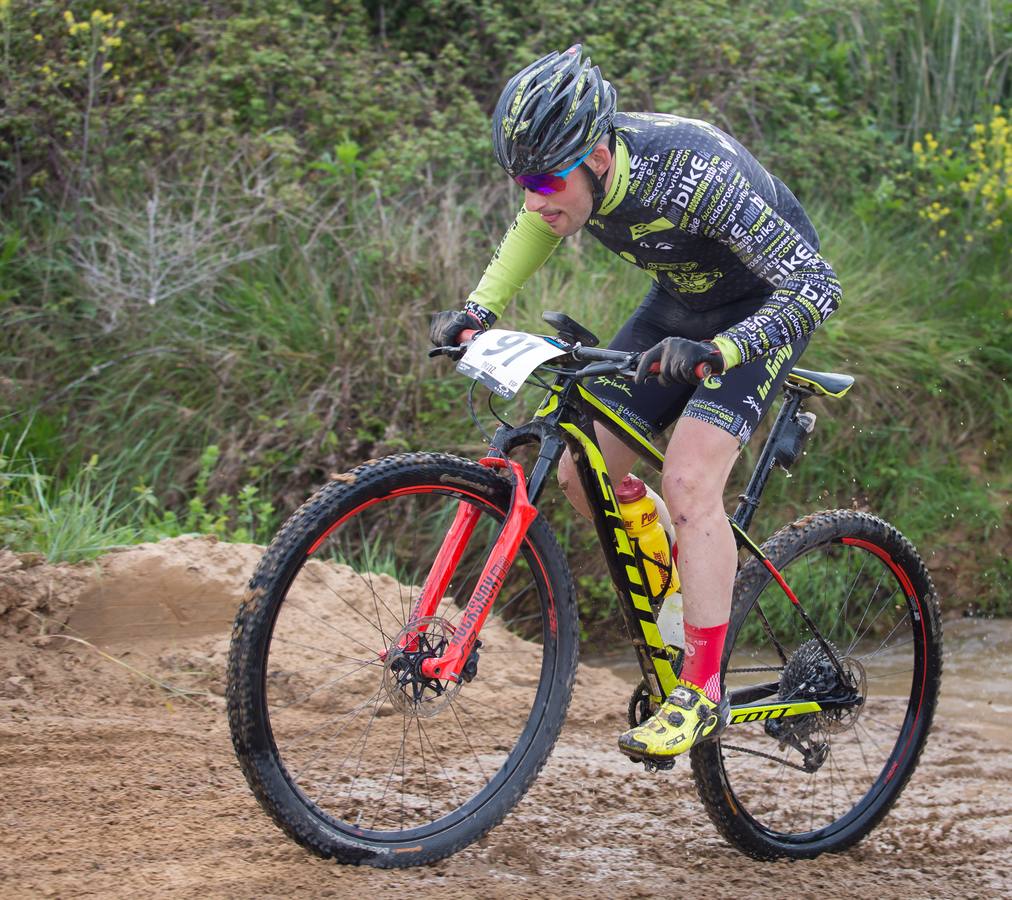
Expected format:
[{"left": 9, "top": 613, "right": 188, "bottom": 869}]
[{"left": 34, "top": 33, "right": 43, "bottom": 41}]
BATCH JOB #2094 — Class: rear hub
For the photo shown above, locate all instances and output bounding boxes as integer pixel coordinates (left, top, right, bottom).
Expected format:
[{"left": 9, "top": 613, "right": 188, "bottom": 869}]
[{"left": 765, "top": 638, "right": 867, "bottom": 771}]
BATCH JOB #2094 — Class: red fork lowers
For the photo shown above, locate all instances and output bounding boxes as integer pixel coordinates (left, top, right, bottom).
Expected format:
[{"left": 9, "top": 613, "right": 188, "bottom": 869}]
[
  {"left": 414, "top": 457, "right": 538, "bottom": 682},
  {"left": 400, "top": 500, "right": 482, "bottom": 652}
]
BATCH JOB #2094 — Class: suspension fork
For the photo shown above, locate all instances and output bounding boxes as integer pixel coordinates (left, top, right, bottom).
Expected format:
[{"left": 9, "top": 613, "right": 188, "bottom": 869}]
[{"left": 403, "top": 456, "right": 538, "bottom": 682}]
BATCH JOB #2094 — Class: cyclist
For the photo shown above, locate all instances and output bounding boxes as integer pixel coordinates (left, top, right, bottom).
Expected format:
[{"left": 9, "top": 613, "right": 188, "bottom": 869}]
[{"left": 430, "top": 45, "right": 841, "bottom": 763}]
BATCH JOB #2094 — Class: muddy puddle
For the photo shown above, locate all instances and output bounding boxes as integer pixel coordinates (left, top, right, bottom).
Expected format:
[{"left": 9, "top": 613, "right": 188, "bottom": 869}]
[
  {"left": 1, "top": 538, "right": 1010, "bottom": 898},
  {"left": 591, "top": 616, "right": 1012, "bottom": 744}
]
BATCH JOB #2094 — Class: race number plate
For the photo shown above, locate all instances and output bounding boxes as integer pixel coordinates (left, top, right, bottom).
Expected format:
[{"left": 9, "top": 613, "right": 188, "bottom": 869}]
[{"left": 456, "top": 329, "right": 565, "bottom": 399}]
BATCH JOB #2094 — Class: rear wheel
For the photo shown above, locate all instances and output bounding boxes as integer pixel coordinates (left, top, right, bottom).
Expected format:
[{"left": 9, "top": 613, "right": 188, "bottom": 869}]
[
  {"left": 227, "top": 452, "right": 578, "bottom": 867},
  {"left": 692, "top": 510, "right": 942, "bottom": 859}
]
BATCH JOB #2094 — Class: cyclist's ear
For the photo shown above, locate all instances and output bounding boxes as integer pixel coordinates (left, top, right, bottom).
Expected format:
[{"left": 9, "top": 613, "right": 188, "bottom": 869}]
[{"left": 585, "top": 141, "right": 612, "bottom": 179}]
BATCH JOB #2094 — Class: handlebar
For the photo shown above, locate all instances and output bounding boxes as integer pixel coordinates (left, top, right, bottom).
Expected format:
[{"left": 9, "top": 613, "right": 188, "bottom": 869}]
[
  {"left": 557, "top": 345, "right": 711, "bottom": 381},
  {"left": 433, "top": 330, "right": 712, "bottom": 383},
  {"left": 568, "top": 346, "right": 711, "bottom": 380}
]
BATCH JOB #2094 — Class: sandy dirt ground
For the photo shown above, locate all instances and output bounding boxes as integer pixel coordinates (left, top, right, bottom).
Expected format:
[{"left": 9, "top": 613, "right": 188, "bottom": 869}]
[{"left": 1, "top": 536, "right": 1010, "bottom": 899}]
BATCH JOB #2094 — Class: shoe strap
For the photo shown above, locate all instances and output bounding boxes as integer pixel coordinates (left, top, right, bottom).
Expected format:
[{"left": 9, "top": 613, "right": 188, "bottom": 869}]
[{"left": 667, "top": 685, "right": 700, "bottom": 709}]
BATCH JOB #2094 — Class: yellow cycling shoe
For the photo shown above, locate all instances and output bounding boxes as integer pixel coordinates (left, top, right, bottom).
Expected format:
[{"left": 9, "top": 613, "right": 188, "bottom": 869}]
[{"left": 618, "top": 680, "right": 730, "bottom": 762}]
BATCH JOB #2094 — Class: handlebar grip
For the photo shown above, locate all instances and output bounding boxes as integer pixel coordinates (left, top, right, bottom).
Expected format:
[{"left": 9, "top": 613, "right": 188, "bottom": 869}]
[
  {"left": 648, "top": 361, "right": 711, "bottom": 380},
  {"left": 459, "top": 328, "right": 479, "bottom": 343}
]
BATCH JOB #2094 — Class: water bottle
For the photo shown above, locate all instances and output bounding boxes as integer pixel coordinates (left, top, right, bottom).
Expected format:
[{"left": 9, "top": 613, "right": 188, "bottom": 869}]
[
  {"left": 654, "top": 589, "right": 684, "bottom": 649},
  {"left": 615, "top": 475, "right": 684, "bottom": 647}
]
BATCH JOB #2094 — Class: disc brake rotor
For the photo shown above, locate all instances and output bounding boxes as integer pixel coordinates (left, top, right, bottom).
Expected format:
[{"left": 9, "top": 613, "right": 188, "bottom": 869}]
[
  {"left": 765, "top": 638, "right": 868, "bottom": 757},
  {"left": 382, "top": 616, "right": 463, "bottom": 718}
]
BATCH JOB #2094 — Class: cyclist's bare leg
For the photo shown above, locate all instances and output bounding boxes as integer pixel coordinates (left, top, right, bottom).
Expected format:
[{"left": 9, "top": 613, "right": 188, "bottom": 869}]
[
  {"left": 616, "top": 416, "right": 739, "bottom": 760},
  {"left": 558, "top": 423, "right": 640, "bottom": 519},
  {"left": 661, "top": 417, "right": 739, "bottom": 628}
]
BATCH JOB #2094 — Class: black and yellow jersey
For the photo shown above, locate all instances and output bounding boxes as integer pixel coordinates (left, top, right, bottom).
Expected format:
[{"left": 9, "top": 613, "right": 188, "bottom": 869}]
[{"left": 467, "top": 112, "right": 842, "bottom": 368}]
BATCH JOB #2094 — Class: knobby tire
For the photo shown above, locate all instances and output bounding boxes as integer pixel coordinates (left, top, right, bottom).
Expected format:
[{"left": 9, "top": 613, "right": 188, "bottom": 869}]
[
  {"left": 226, "top": 452, "right": 578, "bottom": 867},
  {"left": 690, "top": 510, "right": 942, "bottom": 859}
]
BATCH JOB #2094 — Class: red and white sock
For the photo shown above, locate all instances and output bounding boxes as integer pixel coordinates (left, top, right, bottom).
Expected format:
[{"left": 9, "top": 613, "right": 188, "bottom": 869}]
[{"left": 681, "top": 621, "right": 728, "bottom": 703}]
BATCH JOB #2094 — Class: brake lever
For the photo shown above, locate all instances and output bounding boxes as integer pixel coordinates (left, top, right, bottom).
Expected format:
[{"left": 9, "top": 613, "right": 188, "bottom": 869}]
[
  {"left": 578, "top": 356, "right": 639, "bottom": 379},
  {"left": 428, "top": 344, "right": 467, "bottom": 361},
  {"left": 617, "top": 352, "right": 641, "bottom": 380}
]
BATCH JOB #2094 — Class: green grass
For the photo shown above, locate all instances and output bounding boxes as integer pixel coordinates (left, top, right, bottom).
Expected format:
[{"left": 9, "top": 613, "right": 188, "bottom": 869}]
[
  {"left": 0, "top": 179, "right": 1007, "bottom": 617},
  {"left": 0, "top": 439, "right": 147, "bottom": 563}
]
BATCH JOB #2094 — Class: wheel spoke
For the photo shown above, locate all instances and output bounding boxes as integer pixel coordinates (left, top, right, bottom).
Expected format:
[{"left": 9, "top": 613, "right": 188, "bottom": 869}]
[
  {"left": 233, "top": 465, "right": 574, "bottom": 846},
  {"left": 712, "top": 517, "right": 938, "bottom": 853}
]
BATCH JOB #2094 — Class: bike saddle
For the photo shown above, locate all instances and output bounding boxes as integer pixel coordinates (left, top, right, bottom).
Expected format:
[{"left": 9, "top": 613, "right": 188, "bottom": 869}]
[{"left": 787, "top": 367, "right": 855, "bottom": 398}]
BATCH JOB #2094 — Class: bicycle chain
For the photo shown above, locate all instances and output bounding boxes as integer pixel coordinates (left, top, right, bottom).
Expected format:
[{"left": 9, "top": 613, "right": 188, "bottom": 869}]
[
  {"left": 719, "top": 742, "right": 813, "bottom": 772},
  {"left": 723, "top": 661, "right": 818, "bottom": 772}
]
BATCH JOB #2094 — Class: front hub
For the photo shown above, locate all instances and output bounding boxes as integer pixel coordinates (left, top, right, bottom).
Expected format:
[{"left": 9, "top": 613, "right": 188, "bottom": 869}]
[{"left": 383, "top": 616, "right": 469, "bottom": 717}]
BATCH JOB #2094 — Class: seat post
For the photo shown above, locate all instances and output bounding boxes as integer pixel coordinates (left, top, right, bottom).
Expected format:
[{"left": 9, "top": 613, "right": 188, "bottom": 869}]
[{"left": 732, "top": 388, "right": 805, "bottom": 531}]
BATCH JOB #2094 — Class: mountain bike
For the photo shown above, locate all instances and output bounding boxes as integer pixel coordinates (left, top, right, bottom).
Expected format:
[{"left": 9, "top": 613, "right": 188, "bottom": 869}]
[{"left": 226, "top": 311, "right": 942, "bottom": 868}]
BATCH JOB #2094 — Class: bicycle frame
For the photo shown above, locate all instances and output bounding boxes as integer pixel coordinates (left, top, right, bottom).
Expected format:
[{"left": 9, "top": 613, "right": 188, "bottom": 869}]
[{"left": 411, "top": 363, "right": 856, "bottom": 726}]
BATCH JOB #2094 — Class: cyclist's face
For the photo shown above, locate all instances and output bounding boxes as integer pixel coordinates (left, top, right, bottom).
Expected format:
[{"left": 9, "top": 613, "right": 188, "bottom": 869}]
[
  {"left": 523, "top": 165, "right": 594, "bottom": 236},
  {"left": 522, "top": 145, "right": 612, "bottom": 237}
]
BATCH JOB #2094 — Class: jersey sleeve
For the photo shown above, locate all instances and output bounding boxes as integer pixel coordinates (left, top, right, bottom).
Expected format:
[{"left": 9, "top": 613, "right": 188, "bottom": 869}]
[
  {"left": 658, "top": 154, "right": 842, "bottom": 368},
  {"left": 465, "top": 207, "right": 562, "bottom": 319}
]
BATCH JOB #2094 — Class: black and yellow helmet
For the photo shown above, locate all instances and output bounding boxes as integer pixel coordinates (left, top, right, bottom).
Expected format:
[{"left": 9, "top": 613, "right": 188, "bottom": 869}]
[{"left": 492, "top": 45, "right": 617, "bottom": 178}]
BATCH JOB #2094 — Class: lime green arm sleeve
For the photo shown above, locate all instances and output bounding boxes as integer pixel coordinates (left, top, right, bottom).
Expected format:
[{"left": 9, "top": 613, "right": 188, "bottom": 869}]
[
  {"left": 465, "top": 207, "right": 562, "bottom": 319},
  {"left": 710, "top": 335, "right": 743, "bottom": 370}
]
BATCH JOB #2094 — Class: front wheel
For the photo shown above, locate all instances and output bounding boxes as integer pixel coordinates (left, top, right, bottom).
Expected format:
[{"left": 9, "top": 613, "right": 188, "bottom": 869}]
[
  {"left": 226, "top": 452, "right": 578, "bottom": 867},
  {"left": 691, "top": 510, "right": 942, "bottom": 859}
]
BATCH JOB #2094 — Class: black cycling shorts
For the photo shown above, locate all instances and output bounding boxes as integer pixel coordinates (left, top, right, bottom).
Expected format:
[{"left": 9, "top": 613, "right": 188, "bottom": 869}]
[{"left": 587, "top": 282, "right": 808, "bottom": 446}]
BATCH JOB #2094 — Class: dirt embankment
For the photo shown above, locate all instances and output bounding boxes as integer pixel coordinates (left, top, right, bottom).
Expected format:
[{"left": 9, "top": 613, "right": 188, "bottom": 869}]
[{"left": 1, "top": 536, "right": 1010, "bottom": 898}]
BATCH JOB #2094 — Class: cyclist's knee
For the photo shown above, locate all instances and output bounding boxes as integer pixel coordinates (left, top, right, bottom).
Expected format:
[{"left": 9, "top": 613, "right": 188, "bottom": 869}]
[
  {"left": 558, "top": 449, "right": 591, "bottom": 519},
  {"left": 662, "top": 469, "right": 723, "bottom": 524},
  {"left": 663, "top": 420, "right": 739, "bottom": 524}
]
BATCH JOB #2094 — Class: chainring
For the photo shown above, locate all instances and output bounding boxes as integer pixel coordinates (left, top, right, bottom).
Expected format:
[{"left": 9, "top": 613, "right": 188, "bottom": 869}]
[{"left": 627, "top": 679, "right": 657, "bottom": 728}]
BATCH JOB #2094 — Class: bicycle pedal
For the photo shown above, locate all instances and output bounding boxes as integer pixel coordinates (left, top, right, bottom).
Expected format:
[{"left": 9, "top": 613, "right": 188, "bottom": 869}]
[
  {"left": 622, "top": 751, "right": 677, "bottom": 773},
  {"left": 641, "top": 757, "right": 677, "bottom": 773}
]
